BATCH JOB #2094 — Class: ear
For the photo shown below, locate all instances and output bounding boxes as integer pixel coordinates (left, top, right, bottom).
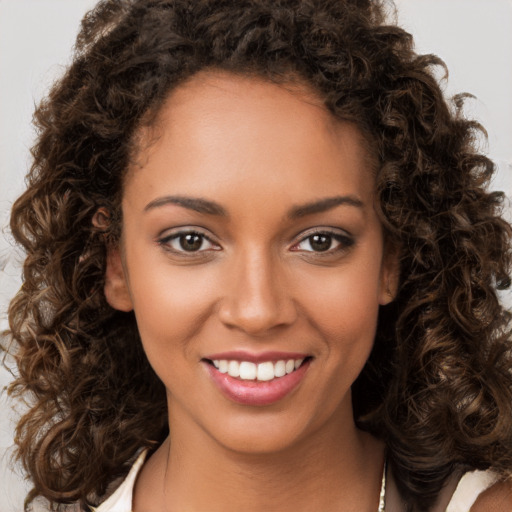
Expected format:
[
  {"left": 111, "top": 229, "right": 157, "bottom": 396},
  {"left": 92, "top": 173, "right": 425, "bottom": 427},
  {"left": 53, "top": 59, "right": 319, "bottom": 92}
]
[
  {"left": 378, "top": 243, "right": 400, "bottom": 306},
  {"left": 104, "top": 247, "right": 134, "bottom": 312}
]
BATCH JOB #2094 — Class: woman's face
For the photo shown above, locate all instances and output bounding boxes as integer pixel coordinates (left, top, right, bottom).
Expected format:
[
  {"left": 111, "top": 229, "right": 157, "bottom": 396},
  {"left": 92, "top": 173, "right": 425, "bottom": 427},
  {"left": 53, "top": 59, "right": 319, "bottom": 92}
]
[{"left": 106, "top": 71, "right": 397, "bottom": 454}]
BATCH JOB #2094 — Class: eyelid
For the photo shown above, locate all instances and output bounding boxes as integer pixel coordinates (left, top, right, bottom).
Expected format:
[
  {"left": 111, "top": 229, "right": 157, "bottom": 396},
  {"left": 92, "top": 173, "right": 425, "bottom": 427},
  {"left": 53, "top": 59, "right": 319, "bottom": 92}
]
[
  {"left": 290, "top": 227, "right": 354, "bottom": 253},
  {"left": 157, "top": 227, "right": 221, "bottom": 253}
]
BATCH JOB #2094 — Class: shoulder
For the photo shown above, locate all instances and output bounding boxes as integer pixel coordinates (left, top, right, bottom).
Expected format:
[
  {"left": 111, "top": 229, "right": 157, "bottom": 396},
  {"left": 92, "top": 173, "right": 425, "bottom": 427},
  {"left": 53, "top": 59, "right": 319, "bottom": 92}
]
[
  {"left": 27, "top": 498, "right": 82, "bottom": 512},
  {"left": 93, "top": 449, "right": 148, "bottom": 512},
  {"left": 446, "top": 469, "right": 511, "bottom": 512},
  {"left": 469, "top": 479, "right": 512, "bottom": 512},
  {"left": 27, "top": 450, "right": 149, "bottom": 512}
]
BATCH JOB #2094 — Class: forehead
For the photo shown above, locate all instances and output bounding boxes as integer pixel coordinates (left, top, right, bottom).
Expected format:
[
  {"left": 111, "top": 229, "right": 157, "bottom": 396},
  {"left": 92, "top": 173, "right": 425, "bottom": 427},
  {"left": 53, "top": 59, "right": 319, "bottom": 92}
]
[{"left": 126, "top": 71, "right": 376, "bottom": 206}]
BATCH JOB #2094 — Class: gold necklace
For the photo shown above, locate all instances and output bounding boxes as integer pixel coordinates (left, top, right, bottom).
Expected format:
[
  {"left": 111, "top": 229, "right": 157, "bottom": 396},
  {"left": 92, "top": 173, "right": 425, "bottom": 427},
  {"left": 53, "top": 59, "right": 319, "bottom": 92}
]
[{"left": 378, "top": 457, "right": 387, "bottom": 512}]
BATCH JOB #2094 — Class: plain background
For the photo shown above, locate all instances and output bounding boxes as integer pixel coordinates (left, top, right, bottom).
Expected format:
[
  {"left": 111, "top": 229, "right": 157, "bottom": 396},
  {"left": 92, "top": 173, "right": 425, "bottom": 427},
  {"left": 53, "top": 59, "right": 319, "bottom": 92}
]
[{"left": 1, "top": 1, "right": 511, "bottom": 510}]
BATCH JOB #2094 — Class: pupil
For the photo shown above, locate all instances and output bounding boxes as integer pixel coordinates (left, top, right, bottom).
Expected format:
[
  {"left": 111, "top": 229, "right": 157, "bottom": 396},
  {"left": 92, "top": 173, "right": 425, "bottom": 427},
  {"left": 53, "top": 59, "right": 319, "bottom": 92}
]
[
  {"left": 180, "top": 233, "right": 202, "bottom": 251},
  {"left": 310, "top": 234, "right": 331, "bottom": 252}
]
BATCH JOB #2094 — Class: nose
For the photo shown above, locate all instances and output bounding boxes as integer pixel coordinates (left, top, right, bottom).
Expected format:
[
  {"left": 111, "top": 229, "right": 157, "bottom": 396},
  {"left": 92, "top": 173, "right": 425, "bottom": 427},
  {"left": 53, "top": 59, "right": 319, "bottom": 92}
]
[{"left": 217, "top": 248, "right": 298, "bottom": 336}]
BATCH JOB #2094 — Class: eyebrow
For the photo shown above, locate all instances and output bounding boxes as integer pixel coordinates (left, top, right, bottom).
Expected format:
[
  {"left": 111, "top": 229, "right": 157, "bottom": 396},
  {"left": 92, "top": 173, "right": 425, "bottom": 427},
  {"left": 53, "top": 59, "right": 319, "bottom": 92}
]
[
  {"left": 287, "top": 195, "right": 364, "bottom": 219},
  {"left": 144, "top": 195, "right": 228, "bottom": 216},
  {"left": 143, "top": 194, "right": 364, "bottom": 218}
]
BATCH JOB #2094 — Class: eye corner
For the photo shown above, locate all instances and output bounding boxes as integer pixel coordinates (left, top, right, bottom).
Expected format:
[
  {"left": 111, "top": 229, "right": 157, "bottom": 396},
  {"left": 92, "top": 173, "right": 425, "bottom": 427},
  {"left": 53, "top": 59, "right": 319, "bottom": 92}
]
[
  {"left": 290, "top": 228, "right": 355, "bottom": 255},
  {"left": 157, "top": 228, "right": 221, "bottom": 255}
]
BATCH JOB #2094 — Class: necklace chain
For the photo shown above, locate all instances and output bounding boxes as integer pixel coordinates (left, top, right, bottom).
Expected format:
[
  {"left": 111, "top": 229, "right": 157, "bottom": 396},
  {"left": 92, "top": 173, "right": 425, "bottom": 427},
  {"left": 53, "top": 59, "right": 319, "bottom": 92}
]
[{"left": 378, "top": 457, "right": 387, "bottom": 512}]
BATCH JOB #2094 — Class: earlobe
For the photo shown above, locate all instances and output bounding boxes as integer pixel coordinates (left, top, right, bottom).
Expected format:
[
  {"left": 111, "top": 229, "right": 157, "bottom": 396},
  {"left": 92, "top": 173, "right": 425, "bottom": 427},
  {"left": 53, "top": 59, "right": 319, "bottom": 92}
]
[{"left": 104, "top": 247, "right": 133, "bottom": 312}]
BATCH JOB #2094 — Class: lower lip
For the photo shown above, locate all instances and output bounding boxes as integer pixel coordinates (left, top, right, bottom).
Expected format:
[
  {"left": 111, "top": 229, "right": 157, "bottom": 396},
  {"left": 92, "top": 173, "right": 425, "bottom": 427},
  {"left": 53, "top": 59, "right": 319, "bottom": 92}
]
[{"left": 204, "top": 360, "right": 311, "bottom": 406}]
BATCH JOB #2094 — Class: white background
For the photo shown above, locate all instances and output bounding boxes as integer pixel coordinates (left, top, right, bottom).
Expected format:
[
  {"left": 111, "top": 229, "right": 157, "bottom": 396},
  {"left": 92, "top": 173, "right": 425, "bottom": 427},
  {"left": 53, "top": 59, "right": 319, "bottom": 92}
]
[{"left": 1, "top": 1, "right": 511, "bottom": 510}]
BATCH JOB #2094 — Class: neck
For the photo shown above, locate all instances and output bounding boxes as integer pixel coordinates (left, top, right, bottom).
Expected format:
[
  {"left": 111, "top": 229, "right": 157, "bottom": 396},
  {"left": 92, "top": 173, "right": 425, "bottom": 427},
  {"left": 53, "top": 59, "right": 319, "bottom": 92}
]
[{"left": 133, "top": 404, "right": 385, "bottom": 512}]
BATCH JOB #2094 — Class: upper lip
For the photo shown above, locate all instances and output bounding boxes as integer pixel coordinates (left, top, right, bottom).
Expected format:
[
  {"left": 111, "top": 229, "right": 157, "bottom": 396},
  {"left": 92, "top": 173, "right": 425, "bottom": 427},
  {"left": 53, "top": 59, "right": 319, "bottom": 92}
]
[{"left": 204, "top": 350, "right": 310, "bottom": 363}]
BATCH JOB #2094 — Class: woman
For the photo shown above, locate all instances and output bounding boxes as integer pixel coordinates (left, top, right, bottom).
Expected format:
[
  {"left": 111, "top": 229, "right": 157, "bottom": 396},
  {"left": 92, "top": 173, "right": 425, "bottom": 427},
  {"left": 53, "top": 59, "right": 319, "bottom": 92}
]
[{"left": 4, "top": 0, "right": 512, "bottom": 510}]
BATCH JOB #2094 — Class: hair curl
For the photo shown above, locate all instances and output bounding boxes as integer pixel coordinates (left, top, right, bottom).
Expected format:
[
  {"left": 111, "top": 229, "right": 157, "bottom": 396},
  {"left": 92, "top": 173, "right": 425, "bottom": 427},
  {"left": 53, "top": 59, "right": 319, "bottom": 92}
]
[{"left": 4, "top": 0, "right": 512, "bottom": 510}]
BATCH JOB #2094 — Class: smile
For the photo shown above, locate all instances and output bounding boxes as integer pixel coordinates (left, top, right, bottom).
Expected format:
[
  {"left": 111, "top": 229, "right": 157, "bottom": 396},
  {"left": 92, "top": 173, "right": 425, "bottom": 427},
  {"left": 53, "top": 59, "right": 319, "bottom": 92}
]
[
  {"left": 203, "top": 352, "right": 312, "bottom": 406},
  {"left": 211, "top": 358, "right": 305, "bottom": 381}
]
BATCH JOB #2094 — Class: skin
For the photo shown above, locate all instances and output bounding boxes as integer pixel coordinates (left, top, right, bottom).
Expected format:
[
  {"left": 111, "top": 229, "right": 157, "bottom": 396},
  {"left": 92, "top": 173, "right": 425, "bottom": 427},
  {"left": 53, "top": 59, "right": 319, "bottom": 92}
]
[
  {"left": 105, "top": 71, "right": 399, "bottom": 512},
  {"left": 471, "top": 480, "right": 512, "bottom": 511}
]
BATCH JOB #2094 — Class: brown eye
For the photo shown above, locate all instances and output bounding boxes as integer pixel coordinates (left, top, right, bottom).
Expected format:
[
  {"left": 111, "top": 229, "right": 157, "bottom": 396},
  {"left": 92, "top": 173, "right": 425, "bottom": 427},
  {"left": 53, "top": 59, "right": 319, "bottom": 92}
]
[
  {"left": 179, "top": 233, "right": 204, "bottom": 251},
  {"left": 159, "top": 230, "right": 219, "bottom": 254},
  {"left": 309, "top": 234, "right": 332, "bottom": 252},
  {"left": 292, "top": 230, "right": 354, "bottom": 254}
]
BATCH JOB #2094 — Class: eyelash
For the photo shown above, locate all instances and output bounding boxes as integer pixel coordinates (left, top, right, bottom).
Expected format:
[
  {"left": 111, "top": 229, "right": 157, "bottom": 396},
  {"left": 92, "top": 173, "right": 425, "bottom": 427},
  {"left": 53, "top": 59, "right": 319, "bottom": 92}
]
[
  {"left": 157, "top": 228, "right": 354, "bottom": 256},
  {"left": 290, "top": 229, "right": 354, "bottom": 255},
  {"left": 158, "top": 230, "right": 220, "bottom": 254}
]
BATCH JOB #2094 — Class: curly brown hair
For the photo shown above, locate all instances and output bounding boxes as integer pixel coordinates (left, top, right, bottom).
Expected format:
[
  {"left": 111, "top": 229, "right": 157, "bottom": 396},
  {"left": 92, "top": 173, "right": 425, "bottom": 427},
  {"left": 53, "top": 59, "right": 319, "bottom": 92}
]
[{"left": 4, "top": 0, "right": 512, "bottom": 510}]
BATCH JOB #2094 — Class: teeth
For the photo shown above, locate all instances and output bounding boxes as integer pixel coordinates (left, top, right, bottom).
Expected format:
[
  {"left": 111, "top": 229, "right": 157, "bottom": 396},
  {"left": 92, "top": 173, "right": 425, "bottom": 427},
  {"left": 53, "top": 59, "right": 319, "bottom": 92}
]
[
  {"left": 274, "top": 360, "right": 286, "bottom": 377},
  {"left": 257, "top": 362, "right": 274, "bottom": 381},
  {"left": 228, "top": 360, "right": 240, "bottom": 378},
  {"left": 212, "top": 358, "right": 305, "bottom": 381},
  {"left": 239, "top": 361, "right": 257, "bottom": 380}
]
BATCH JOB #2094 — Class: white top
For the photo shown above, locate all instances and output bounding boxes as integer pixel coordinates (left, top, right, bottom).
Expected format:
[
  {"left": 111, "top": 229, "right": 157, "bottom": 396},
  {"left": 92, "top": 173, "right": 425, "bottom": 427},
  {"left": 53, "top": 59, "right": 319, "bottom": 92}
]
[
  {"left": 89, "top": 450, "right": 499, "bottom": 512},
  {"left": 91, "top": 451, "right": 148, "bottom": 512}
]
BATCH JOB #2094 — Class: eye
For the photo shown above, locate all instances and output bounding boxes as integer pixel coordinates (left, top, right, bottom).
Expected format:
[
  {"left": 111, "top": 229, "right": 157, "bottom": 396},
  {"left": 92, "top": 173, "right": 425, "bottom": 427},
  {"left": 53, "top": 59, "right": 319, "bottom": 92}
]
[
  {"left": 159, "top": 230, "right": 220, "bottom": 253},
  {"left": 291, "top": 230, "right": 354, "bottom": 253}
]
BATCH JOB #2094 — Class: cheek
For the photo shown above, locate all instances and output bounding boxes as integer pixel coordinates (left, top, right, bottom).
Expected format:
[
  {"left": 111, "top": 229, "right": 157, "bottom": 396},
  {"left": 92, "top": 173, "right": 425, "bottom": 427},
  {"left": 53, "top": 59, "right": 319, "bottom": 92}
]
[
  {"left": 124, "top": 252, "right": 219, "bottom": 362},
  {"left": 297, "top": 262, "right": 382, "bottom": 338},
  {"left": 293, "top": 255, "right": 383, "bottom": 383}
]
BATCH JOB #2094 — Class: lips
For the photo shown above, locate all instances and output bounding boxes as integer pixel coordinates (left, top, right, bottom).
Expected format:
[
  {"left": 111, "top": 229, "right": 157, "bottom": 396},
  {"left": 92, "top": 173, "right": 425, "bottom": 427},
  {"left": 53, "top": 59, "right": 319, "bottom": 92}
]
[{"left": 203, "top": 351, "right": 312, "bottom": 406}]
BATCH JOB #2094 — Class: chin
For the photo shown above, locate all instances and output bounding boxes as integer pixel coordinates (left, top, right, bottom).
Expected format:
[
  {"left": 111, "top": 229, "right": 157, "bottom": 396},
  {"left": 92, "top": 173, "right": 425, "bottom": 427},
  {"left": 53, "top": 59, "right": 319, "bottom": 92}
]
[
  {"left": 203, "top": 408, "right": 328, "bottom": 457},
  {"left": 216, "top": 428, "right": 306, "bottom": 456}
]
